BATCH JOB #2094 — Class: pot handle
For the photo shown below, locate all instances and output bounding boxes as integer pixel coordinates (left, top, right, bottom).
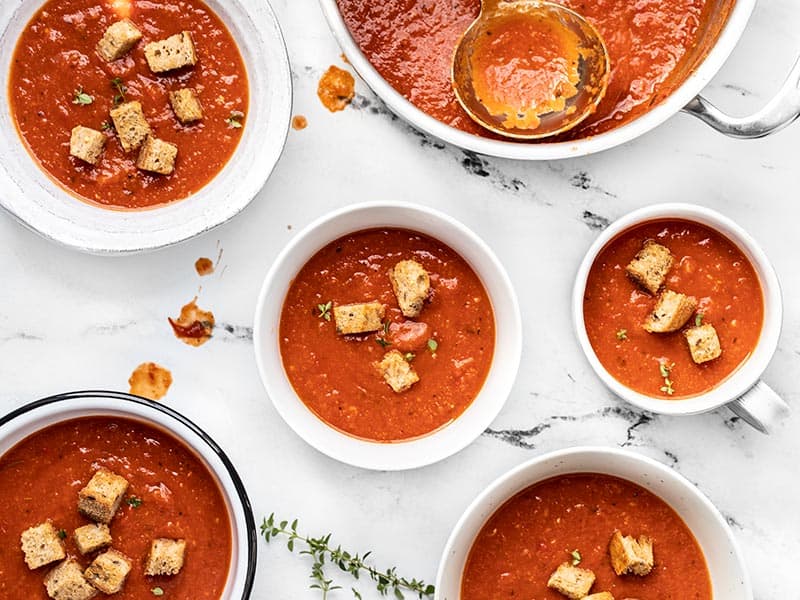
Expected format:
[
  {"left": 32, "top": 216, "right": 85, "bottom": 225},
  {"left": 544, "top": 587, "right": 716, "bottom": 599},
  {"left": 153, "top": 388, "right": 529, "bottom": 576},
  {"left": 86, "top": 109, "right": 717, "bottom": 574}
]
[
  {"left": 727, "top": 380, "right": 790, "bottom": 434},
  {"left": 682, "top": 54, "right": 800, "bottom": 138}
]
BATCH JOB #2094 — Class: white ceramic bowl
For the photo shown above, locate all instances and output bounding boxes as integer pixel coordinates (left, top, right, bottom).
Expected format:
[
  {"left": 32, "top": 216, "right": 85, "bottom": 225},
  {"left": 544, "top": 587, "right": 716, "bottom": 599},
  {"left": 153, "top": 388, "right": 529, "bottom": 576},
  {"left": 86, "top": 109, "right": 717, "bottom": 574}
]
[
  {"left": 572, "top": 203, "right": 789, "bottom": 433},
  {"left": 436, "top": 447, "right": 752, "bottom": 600},
  {"left": 253, "top": 202, "right": 522, "bottom": 471},
  {"left": 0, "top": 0, "right": 292, "bottom": 254},
  {"left": 319, "top": 0, "right": 800, "bottom": 158},
  {"left": 0, "top": 391, "right": 257, "bottom": 599}
]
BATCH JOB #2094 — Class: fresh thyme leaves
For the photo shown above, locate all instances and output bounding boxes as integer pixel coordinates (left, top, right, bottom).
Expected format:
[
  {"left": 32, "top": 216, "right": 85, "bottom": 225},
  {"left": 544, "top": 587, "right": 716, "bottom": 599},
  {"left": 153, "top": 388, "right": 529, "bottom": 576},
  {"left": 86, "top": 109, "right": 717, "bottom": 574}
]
[
  {"left": 426, "top": 338, "right": 438, "bottom": 353},
  {"left": 404, "top": 352, "right": 415, "bottom": 362},
  {"left": 616, "top": 329, "right": 628, "bottom": 341},
  {"left": 659, "top": 362, "right": 675, "bottom": 396},
  {"left": 376, "top": 337, "right": 391, "bottom": 349},
  {"left": 383, "top": 321, "right": 390, "bottom": 336},
  {"left": 569, "top": 549, "right": 581, "bottom": 566},
  {"left": 57, "top": 529, "right": 67, "bottom": 540},
  {"left": 317, "top": 301, "right": 332, "bottom": 321},
  {"left": 101, "top": 120, "right": 112, "bottom": 131},
  {"left": 151, "top": 588, "right": 164, "bottom": 596},
  {"left": 72, "top": 87, "right": 93, "bottom": 105},
  {"left": 260, "top": 515, "right": 435, "bottom": 599},
  {"left": 695, "top": 313, "right": 704, "bottom": 327},
  {"left": 111, "top": 77, "right": 127, "bottom": 105},
  {"left": 226, "top": 111, "right": 244, "bottom": 128},
  {"left": 126, "top": 496, "right": 143, "bottom": 508}
]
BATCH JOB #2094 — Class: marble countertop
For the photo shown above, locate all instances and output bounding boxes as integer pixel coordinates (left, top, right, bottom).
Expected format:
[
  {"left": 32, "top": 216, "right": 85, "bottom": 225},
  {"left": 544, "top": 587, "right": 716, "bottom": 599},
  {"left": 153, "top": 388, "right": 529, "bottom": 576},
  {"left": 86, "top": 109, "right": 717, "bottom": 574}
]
[{"left": 1, "top": 1, "right": 799, "bottom": 598}]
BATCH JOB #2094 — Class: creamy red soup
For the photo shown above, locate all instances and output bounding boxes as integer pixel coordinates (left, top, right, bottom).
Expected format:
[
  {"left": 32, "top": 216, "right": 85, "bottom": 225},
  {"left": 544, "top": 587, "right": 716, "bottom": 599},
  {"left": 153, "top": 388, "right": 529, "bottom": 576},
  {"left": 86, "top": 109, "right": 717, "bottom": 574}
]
[
  {"left": 0, "top": 416, "right": 232, "bottom": 599},
  {"left": 462, "top": 474, "right": 712, "bottom": 600},
  {"left": 10, "top": 0, "right": 248, "bottom": 209},
  {"left": 279, "top": 228, "right": 495, "bottom": 442},
  {"left": 336, "top": 0, "right": 735, "bottom": 141},
  {"left": 583, "top": 219, "right": 763, "bottom": 399}
]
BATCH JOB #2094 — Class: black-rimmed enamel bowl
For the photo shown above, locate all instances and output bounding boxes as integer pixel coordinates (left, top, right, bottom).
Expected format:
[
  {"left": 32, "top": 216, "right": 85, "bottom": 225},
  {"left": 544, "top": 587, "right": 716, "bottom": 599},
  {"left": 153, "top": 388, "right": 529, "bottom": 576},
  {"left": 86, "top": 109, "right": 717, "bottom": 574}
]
[{"left": 0, "top": 390, "right": 256, "bottom": 599}]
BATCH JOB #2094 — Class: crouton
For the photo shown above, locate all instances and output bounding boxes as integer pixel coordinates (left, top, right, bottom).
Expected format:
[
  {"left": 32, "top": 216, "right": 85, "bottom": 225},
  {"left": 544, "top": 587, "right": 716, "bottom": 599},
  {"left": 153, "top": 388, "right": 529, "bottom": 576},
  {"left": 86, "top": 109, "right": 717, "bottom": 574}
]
[
  {"left": 643, "top": 290, "right": 697, "bottom": 333},
  {"left": 73, "top": 524, "right": 112, "bottom": 556},
  {"left": 376, "top": 350, "right": 420, "bottom": 393},
  {"left": 78, "top": 469, "right": 129, "bottom": 524},
  {"left": 20, "top": 521, "right": 66, "bottom": 569},
  {"left": 96, "top": 19, "right": 142, "bottom": 61},
  {"left": 684, "top": 323, "right": 722, "bottom": 364},
  {"left": 136, "top": 136, "right": 178, "bottom": 175},
  {"left": 583, "top": 594, "right": 615, "bottom": 600},
  {"left": 44, "top": 559, "right": 98, "bottom": 600},
  {"left": 333, "top": 302, "right": 385, "bottom": 335},
  {"left": 609, "top": 530, "right": 654, "bottom": 576},
  {"left": 144, "top": 538, "right": 186, "bottom": 576},
  {"left": 389, "top": 260, "right": 431, "bottom": 318},
  {"left": 626, "top": 241, "right": 674, "bottom": 295},
  {"left": 84, "top": 549, "right": 131, "bottom": 594},
  {"left": 169, "top": 88, "right": 203, "bottom": 123},
  {"left": 546, "top": 562, "right": 596, "bottom": 599},
  {"left": 69, "top": 126, "right": 106, "bottom": 166},
  {"left": 109, "top": 101, "right": 150, "bottom": 152},
  {"left": 144, "top": 31, "right": 197, "bottom": 73}
]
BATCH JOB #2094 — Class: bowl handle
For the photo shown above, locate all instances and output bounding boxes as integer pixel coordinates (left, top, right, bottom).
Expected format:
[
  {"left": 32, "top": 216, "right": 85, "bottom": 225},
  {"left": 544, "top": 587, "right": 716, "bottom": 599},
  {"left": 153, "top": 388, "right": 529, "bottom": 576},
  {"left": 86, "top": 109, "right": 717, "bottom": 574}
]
[
  {"left": 682, "top": 55, "right": 800, "bottom": 138},
  {"left": 727, "top": 380, "right": 790, "bottom": 434}
]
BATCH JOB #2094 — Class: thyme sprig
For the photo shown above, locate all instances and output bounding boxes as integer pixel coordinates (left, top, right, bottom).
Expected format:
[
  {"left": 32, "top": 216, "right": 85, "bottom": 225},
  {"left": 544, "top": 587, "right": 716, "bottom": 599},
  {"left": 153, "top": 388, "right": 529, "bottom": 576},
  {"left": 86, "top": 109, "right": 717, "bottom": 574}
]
[{"left": 260, "top": 514, "right": 435, "bottom": 600}]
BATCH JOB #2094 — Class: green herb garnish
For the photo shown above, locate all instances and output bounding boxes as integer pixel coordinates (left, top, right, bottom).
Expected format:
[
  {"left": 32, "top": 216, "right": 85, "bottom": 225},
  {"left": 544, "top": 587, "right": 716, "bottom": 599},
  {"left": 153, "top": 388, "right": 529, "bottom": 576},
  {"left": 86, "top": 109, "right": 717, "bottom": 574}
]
[
  {"left": 151, "top": 588, "right": 164, "bottom": 597},
  {"left": 404, "top": 353, "right": 415, "bottom": 362},
  {"left": 616, "top": 329, "right": 628, "bottom": 341},
  {"left": 427, "top": 339, "right": 438, "bottom": 353},
  {"left": 111, "top": 77, "right": 127, "bottom": 105},
  {"left": 72, "top": 87, "right": 93, "bottom": 105},
  {"left": 100, "top": 120, "right": 112, "bottom": 131},
  {"left": 317, "top": 301, "right": 332, "bottom": 322},
  {"left": 261, "top": 514, "right": 435, "bottom": 600},
  {"left": 659, "top": 362, "right": 675, "bottom": 396},
  {"left": 226, "top": 111, "right": 244, "bottom": 129},
  {"left": 376, "top": 337, "right": 391, "bottom": 349},
  {"left": 695, "top": 313, "right": 704, "bottom": 327},
  {"left": 57, "top": 529, "right": 67, "bottom": 540},
  {"left": 126, "top": 496, "right": 143, "bottom": 508},
  {"left": 569, "top": 549, "right": 581, "bottom": 566}
]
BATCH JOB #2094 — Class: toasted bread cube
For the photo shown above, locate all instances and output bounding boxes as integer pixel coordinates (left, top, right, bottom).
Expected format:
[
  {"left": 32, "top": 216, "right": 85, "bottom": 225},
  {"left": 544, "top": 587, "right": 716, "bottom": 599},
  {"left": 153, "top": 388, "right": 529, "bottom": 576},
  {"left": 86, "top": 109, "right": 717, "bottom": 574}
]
[
  {"left": 626, "top": 241, "right": 674, "bottom": 295},
  {"left": 45, "top": 559, "right": 98, "bottom": 600},
  {"left": 583, "top": 594, "right": 615, "bottom": 600},
  {"left": 609, "top": 530, "right": 654, "bottom": 576},
  {"left": 547, "top": 562, "right": 596, "bottom": 599},
  {"left": 144, "top": 31, "right": 197, "bottom": 73},
  {"left": 84, "top": 549, "right": 131, "bottom": 594},
  {"left": 136, "top": 136, "right": 178, "bottom": 175},
  {"left": 376, "top": 350, "right": 420, "bottom": 393},
  {"left": 74, "top": 524, "right": 112, "bottom": 556},
  {"left": 389, "top": 260, "right": 431, "bottom": 318},
  {"left": 144, "top": 538, "right": 186, "bottom": 576},
  {"left": 684, "top": 323, "right": 722, "bottom": 364},
  {"left": 78, "top": 469, "right": 129, "bottom": 524},
  {"left": 110, "top": 101, "right": 150, "bottom": 152},
  {"left": 21, "top": 521, "right": 66, "bottom": 570},
  {"left": 96, "top": 19, "right": 142, "bottom": 61},
  {"left": 169, "top": 88, "right": 203, "bottom": 123},
  {"left": 69, "top": 126, "right": 106, "bottom": 166},
  {"left": 643, "top": 290, "right": 697, "bottom": 333},
  {"left": 333, "top": 302, "right": 385, "bottom": 335}
]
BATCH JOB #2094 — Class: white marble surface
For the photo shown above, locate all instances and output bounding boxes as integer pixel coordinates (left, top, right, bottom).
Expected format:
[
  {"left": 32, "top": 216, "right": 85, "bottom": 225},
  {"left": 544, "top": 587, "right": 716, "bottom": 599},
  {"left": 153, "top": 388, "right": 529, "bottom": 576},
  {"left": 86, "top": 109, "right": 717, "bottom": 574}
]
[{"left": 1, "top": 1, "right": 799, "bottom": 598}]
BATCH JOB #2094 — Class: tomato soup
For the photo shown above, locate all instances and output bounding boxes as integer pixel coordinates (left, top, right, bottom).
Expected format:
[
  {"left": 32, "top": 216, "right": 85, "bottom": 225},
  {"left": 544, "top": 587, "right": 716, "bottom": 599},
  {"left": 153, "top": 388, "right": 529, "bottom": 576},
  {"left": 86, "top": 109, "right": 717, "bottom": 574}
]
[
  {"left": 584, "top": 220, "right": 763, "bottom": 399},
  {"left": 0, "top": 417, "right": 232, "bottom": 599},
  {"left": 462, "top": 474, "right": 711, "bottom": 600},
  {"left": 279, "top": 228, "right": 495, "bottom": 442},
  {"left": 10, "top": 0, "right": 248, "bottom": 209},
  {"left": 336, "top": 0, "right": 735, "bottom": 140}
]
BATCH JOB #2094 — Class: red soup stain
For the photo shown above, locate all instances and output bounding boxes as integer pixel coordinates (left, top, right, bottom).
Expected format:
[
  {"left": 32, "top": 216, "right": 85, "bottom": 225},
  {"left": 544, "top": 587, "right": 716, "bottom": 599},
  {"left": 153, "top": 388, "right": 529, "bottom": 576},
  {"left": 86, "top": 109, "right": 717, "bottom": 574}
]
[
  {"left": 169, "top": 298, "right": 214, "bottom": 346},
  {"left": 0, "top": 417, "right": 232, "bottom": 599},
  {"left": 128, "top": 362, "right": 173, "bottom": 400},
  {"left": 317, "top": 66, "right": 355, "bottom": 112},
  {"left": 195, "top": 257, "right": 215, "bottom": 276},
  {"left": 292, "top": 115, "right": 308, "bottom": 130},
  {"left": 279, "top": 228, "right": 495, "bottom": 442},
  {"left": 583, "top": 219, "right": 763, "bottom": 399},
  {"left": 462, "top": 474, "right": 711, "bottom": 600},
  {"left": 9, "top": 0, "right": 248, "bottom": 209}
]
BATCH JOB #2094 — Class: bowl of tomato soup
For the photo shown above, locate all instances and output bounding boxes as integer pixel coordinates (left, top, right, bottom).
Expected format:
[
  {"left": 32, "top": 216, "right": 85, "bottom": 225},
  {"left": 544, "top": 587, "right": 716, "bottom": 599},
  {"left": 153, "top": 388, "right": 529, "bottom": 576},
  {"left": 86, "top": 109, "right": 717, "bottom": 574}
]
[
  {"left": 0, "top": 0, "right": 291, "bottom": 253},
  {"left": 573, "top": 204, "right": 789, "bottom": 432},
  {"left": 254, "top": 202, "right": 522, "bottom": 470},
  {"left": 0, "top": 390, "right": 256, "bottom": 599},
  {"left": 436, "top": 447, "right": 752, "bottom": 600}
]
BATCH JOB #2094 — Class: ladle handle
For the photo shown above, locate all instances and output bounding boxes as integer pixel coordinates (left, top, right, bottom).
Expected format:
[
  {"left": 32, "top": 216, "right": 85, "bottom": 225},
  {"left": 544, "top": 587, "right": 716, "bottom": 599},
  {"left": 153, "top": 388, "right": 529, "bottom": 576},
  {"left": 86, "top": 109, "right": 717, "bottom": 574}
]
[
  {"left": 727, "top": 380, "right": 790, "bottom": 434},
  {"left": 682, "top": 54, "right": 800, "bottom": 138}
]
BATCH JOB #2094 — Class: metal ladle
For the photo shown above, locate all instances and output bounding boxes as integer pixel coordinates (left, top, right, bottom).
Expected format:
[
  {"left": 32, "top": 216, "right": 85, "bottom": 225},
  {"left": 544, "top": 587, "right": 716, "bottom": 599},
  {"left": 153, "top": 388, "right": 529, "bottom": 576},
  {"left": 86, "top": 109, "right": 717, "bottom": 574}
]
[{"left": 452, "top": 0, "right": 610, "bottom": 139}]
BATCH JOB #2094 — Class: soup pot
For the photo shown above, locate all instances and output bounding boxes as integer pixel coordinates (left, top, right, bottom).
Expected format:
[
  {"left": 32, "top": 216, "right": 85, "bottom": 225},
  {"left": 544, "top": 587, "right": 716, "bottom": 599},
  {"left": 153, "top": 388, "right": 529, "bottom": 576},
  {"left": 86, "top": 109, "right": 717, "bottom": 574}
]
[
  {"left": 0, "top": 390, "right": 257, "bottom": 599},
  {"left": 436, "top": 447, "right": 752, "bottom": 599},
  {"left": 319, "top": 0, "right": 800, "bottom": 160},
  {"left": 0, "top": 0, "right": 292, "bottom": 254}
]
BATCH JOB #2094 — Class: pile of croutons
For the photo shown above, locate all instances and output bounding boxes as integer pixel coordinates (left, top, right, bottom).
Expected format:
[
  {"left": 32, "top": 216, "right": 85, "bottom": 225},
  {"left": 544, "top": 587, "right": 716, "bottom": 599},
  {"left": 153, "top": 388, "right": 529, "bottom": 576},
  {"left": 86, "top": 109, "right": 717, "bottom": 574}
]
[
  {"left": 70, "top": 18, "right": 205, "bottom": 175},
  {"left": 332, "top": 259, "right": 432, "bottom": 393},
  {"left": 547, "top": 530, "right": 654, "bottom": 599},
  {"left": 627, "top": 240, "right": 723, "bottom": 365},
  {"left": 20, "top": 467, "right": 186, "bottom": 599}
]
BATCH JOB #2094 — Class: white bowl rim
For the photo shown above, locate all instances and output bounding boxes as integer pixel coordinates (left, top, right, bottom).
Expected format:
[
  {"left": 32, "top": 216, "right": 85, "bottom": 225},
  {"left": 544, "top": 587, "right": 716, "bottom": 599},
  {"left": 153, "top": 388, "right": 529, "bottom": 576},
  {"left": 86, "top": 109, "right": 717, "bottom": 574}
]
[
  {"left": 435, "top": 445, "right": 752, "bottom": 599},
  {"left": 253, "top": 200, "right": 523, "bottom": 471},
  {"left": 318, "top": 0, "right": 756, "bottom": 160},
  {"left": 571, "top": 202, "right": 783, "bottom": 415},
  {"left": 0, "top": 390, "right": 258, "bottom": 599}
]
